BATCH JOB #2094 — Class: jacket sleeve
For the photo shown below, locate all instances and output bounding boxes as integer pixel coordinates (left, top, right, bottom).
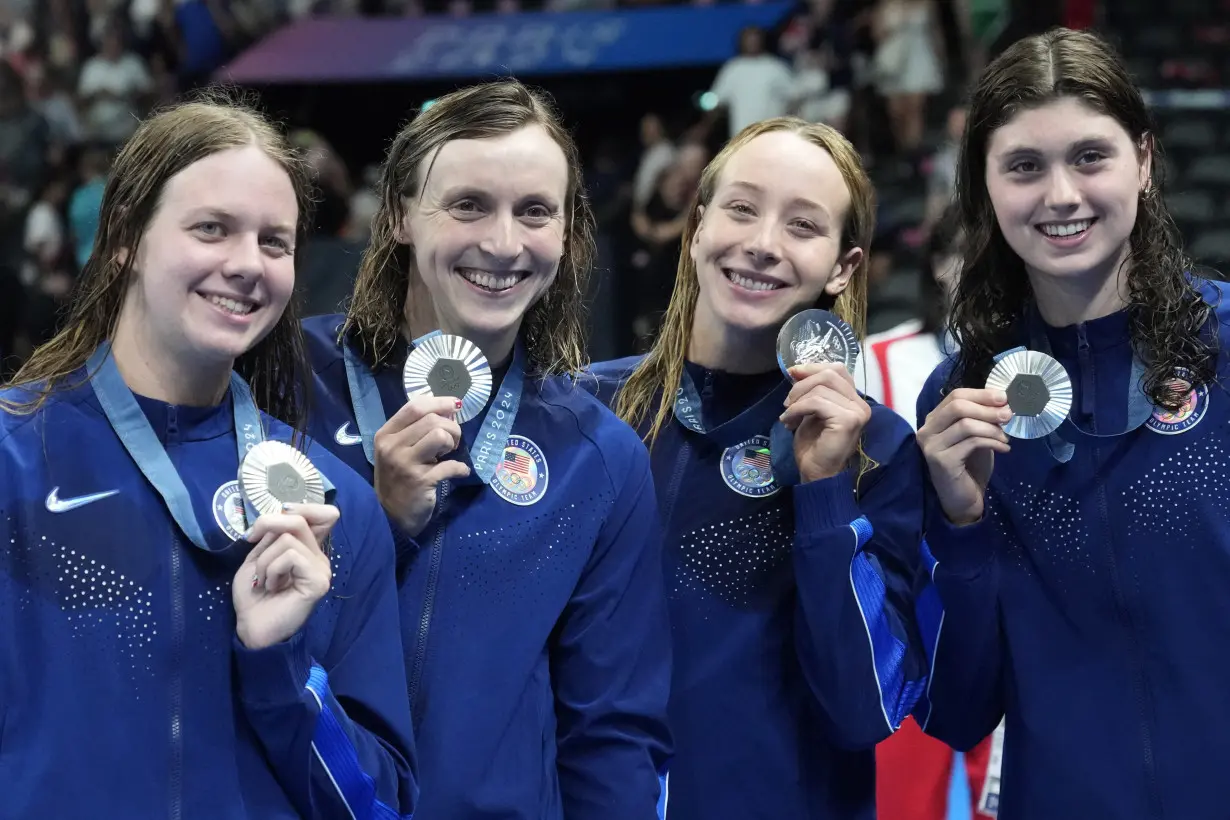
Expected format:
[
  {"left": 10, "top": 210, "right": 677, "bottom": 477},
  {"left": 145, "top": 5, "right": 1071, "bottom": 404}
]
[
  {"left": 550, "top": 448, "right": 673, "bottom": 820},
  {"left": 234, "top": 494, "right": 418, "bottom": 820},
  {"left": 790, "top": 410, "right": 928, "bottom": 750},
  {"left": 910, "top": 372, "right": 1007, "bottom": 752}
]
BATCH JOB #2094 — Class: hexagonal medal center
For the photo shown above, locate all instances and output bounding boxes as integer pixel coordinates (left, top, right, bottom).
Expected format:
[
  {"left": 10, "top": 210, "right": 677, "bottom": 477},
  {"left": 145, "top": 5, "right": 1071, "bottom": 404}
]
[{"left": 1006, "top": 373, "right": 1050, "bottom": 417}]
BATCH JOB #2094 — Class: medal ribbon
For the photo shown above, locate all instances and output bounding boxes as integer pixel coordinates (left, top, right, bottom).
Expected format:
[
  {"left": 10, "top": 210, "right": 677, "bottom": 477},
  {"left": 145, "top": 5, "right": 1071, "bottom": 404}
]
[
  {"left": 672, "top": 369, "right": 803, "bottom": 487},
  {"left": 88, "top": 344, "right": 266, "bottom": 549},
  {"left": 343, "top": 331, "right": 526, "bottom": 486}
]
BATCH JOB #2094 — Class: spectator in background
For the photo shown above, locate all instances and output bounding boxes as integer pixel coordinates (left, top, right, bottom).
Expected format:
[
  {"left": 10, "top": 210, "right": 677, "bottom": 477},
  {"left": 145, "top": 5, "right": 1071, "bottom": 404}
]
[
  {"left": 68, "top": 145, "right": 109, "bottom": 271},
  {"left": 629, "top": 141, "right": 706, "bottom": 347},
  {"left": 632, "top": 113, "right": 675, "bottom": 211},
  {"left": 779, "top": 0, "right": 856, "bottom": 132},
  {"left": 871, "top": 0, "right": 943, "bottom": 155},
  {"left": 293, "top": 129, "right": 366, "bottom": 317},
  {"left": 707, "top": 26, "right": 794, "bottom": 140},
  {"left": 77, "top": 18, "right": 152, "bottom": 145},
  {"left": 347, "top": 163, "right": 381, "bottom": 243},
  {"left": 0, "top": 60, "right": 48, "bottom": 370},
  {"left": 22, "top": 173, "right": 73, "bottom": 347},
  {"left": 27, "top": 62, "right": 83, "bottom": 156},
  {"left": 920, "top": 102, "right": 966, "bottom": 236}
]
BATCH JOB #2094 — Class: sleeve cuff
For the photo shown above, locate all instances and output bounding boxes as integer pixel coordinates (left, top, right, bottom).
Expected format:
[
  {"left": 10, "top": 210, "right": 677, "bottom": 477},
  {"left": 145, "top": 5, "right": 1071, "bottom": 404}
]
[
  {"left": 925, "top": 501, "right": 997, "bottom": 577},
  {"left": 233, "top": 629, "right": 313, "bottom": 708},
  {"left": 793, "top": 469, "right": 863, "bottom": 536},
  {"left": 389, "top": 522, "right": 422, "bottom": 558}
]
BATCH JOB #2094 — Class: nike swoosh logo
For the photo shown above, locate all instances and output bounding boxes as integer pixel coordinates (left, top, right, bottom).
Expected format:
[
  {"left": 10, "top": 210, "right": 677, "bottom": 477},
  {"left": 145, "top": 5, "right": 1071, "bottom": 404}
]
[
  {"left": 335, "top": 422, "right": 362, "bottom": 446},
  {"left": 45, "top": 487, "right": 120, "bottom": 513}
]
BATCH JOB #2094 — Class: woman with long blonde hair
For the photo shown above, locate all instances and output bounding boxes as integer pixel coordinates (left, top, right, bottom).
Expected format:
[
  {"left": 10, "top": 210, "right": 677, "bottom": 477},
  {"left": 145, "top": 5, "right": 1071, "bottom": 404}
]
[{"left": 589, "top": 117, "right": 927, "bottom": 819}]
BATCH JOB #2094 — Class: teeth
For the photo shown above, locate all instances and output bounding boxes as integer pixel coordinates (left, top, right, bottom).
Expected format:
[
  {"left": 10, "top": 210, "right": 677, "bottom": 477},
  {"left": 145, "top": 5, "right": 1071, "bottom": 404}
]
[
  {"left": 459, "top": 268, "right": 522, "bottom": 291},
  {"left": 206, "top": 294, "right": 255, "bottom": 315},
  {"left": 1041, "top": 219, "right": 1092, "bottom": 237},
  {"left": 726, "top": 270, "right": 781, "bottom": 292}
]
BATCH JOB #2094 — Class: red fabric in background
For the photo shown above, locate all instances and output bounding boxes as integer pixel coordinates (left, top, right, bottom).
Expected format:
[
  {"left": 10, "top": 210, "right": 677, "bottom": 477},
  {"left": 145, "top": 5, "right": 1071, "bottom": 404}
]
[{"left": 1065, "top": 0, "right": 1097, "bottom": 29}]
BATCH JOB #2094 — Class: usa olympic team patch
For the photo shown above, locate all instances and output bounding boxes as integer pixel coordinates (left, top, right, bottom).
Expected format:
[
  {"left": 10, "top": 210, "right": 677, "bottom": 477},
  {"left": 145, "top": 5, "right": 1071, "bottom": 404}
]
[
  {"left": 212, "top": 480, "right": 249, "bottom": 540},
  {"left": 491, "top": 435, "right": 549, "bottom": 506},
  {"left": 720, "top": 435, "right": 781, "bottom": 498},
  {"left": 1146, "top": 374, "right": 1209, "bottom": 435}
]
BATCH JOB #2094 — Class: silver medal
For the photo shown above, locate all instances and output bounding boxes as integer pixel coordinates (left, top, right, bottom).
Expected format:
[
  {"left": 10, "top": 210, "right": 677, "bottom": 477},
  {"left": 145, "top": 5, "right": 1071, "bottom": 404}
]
[
  {"left": 985, "top": 349, "right": 1073, "bottom": 439},
  {"left": 776, "top": 309, "right": 860, "bottom": 380},
  {"left": 402, "top": 334, "right": 493, "bottom": 424},
  {"left": 239, "top": 440, "right": 326, "bottom": 518}
]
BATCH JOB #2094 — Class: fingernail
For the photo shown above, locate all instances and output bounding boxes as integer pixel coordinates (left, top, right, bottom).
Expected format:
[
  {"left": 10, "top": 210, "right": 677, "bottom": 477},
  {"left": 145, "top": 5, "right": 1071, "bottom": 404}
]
[
  {"left": 999, "top": 409, "right": 1012, "bottom": 421},
  {"left": 454, "top": 399, "right": 463, "bottom": 410},
  {"left": 282, "top": 502, "right": 296, "bottom": 513},
  {"left": 251, "top": 574, "right": 260, "bottom": 588}
]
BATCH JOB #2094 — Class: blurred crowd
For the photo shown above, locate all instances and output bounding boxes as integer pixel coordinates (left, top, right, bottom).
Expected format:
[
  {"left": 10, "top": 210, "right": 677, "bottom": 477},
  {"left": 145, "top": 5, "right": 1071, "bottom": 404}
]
[
  {"left": 611, "top": 0, "right": 989, "bottom": 350},
  {"left": 0, "top": 0, "right": 989, "bottom": 370}
]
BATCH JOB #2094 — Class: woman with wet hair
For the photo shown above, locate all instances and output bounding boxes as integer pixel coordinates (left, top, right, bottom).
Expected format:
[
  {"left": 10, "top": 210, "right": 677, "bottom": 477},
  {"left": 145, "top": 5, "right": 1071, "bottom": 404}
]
[
  {"left": 302, "top": 79, "right": 671, "bottom": 819},
  {"left": 589, "top": 116, "right": 928, "bottom": 820},
  {"left": 0, "top": 90, "right": 417, "bottom": 817},
  {"left": 916, "top": 28, "right": 1228, "bottom": 817}
]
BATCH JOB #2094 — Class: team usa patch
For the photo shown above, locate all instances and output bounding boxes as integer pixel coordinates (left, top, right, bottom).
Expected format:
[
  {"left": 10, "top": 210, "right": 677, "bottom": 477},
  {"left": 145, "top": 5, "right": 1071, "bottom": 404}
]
[
  {"left": 212, "top": 480, "right": 249, "bottom": 540},
  {"left": 491, "top": 435, "right": 549, "bottom": 506},
  {"left": 1146, "top": 374, "right": 1209, "bottom": 435},
  {"left": 720, "top": 435, "right": 781, "bottom": 498}
]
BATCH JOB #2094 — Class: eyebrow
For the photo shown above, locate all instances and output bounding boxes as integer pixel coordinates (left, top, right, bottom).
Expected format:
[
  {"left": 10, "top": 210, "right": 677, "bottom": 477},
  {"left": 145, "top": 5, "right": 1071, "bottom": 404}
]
[
  {"left": 726, "top": 180, "right": 831, "bottom": 217},
  {"left": 437, "top": 186, "right": 562, "bottom": 208},
  {"left": 995, "top": 136, "right": 1118, "bottom": 158},
  {"left": 188, "top": 207, "right": 295, "bottom": 235}
]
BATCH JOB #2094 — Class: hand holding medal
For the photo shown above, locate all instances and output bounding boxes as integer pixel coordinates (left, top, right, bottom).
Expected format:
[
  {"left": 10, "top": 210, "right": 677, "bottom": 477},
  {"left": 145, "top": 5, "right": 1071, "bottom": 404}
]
[
  {"left": 916, "top": 345, "right": 1073, "bottom": 527},
  {"left": 232, "top": 440, "right": 337, "bottom": 651},
  {"left": 776, "top": 310, "right": 872, "bottom": 483},
  {"left": 368, "top": 334, "right": 490, "bottom": 537}
]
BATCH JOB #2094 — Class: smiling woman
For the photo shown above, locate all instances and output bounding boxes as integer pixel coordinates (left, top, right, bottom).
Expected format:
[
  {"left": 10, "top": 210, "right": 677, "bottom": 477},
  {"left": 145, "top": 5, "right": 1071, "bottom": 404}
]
[
  {"left": 913, "top": 28, "right": 1230, "bottom": 820},
  {"left": 300, "top": 79, "right": 672, "bottom": 820},
  {"left": 587, "top": 117, "right": 928, "bottom": 820},
  {"left": 0, "top": 89, "right": 419, "bottom": 818}
]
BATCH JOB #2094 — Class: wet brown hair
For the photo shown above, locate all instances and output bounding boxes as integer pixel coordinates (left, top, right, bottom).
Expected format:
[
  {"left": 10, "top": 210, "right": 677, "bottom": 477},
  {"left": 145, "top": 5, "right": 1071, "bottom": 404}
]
[
  {"left": 342, "top": 79, "right": 596, "bottom": 377},
  {"left": 4, "top": 87, "right": 315, "bottom": 431}
]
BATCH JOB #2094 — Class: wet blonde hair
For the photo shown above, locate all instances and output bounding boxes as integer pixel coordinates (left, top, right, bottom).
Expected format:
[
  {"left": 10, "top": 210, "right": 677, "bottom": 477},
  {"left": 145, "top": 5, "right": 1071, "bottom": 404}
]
[{"left": 615, "top": 117, "right": 876, "bottom": 446}]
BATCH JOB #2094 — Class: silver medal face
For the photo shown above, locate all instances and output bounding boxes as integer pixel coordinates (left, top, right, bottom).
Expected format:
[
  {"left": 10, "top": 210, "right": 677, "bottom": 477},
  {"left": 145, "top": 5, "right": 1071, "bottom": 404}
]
[
  {"left": 239, "top": 440, "right": 326, "bottom": 518},
  {"left": 985, "top": 349, "right": 1073, "bottom": 439},
  {"left": 776, "top": 309, "right": 860, "bottom": 380},
  {"left": 402, "top": 334, "right": 493, "bottom": 424}
]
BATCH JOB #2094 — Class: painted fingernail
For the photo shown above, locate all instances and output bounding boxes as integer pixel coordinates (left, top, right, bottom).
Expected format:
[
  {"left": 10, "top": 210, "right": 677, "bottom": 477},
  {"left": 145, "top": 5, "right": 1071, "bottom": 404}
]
[
  {"left": 454, "top": 399, "right": 463, "bottom": 410},
  {"left": 282, "top": 502, "right": 296, "bottom": 513},
  {"left": 251, "top": 574, "right": 260, "bottom": 588}
]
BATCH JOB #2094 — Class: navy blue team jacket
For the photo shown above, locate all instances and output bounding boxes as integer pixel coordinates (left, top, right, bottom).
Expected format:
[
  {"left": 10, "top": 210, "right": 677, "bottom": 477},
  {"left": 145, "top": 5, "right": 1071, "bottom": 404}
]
[
  {"left": 0, "top": 372, "right": 417, "bottom": 818},
  {"left": 587, "top": 356, "right": 927, "bottom": 820},
  {"left": 301, "top": 314, "right": 672, "bottom": 820},
  {"left": 915, "top": 279, "right": 1230, "bottom": 818}
]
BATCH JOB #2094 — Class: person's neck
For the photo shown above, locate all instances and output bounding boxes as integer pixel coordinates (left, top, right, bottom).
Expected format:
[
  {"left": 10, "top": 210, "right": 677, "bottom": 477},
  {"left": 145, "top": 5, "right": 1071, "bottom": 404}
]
[
  {"left": 110, "top": 317, "right": 232, "bottom": 407},
  {"left": 1028, "top": 248, "right": 1131, "bottom": 328},
  {"left": 687, "top": 309, "right": 779, "bottom": 374}
]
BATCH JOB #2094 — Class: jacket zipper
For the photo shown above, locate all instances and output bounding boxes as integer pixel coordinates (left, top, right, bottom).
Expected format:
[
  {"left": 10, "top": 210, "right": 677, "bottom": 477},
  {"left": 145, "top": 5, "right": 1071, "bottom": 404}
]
[
  {"left": 408, "top": 479, "right": 451, "bottom": 722},
  {"left": 166, "top": 408, "right": 184, "bottom": 820},
  {"left": 1081, "top": 328, "right": 1162, "bottom": 816}
]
